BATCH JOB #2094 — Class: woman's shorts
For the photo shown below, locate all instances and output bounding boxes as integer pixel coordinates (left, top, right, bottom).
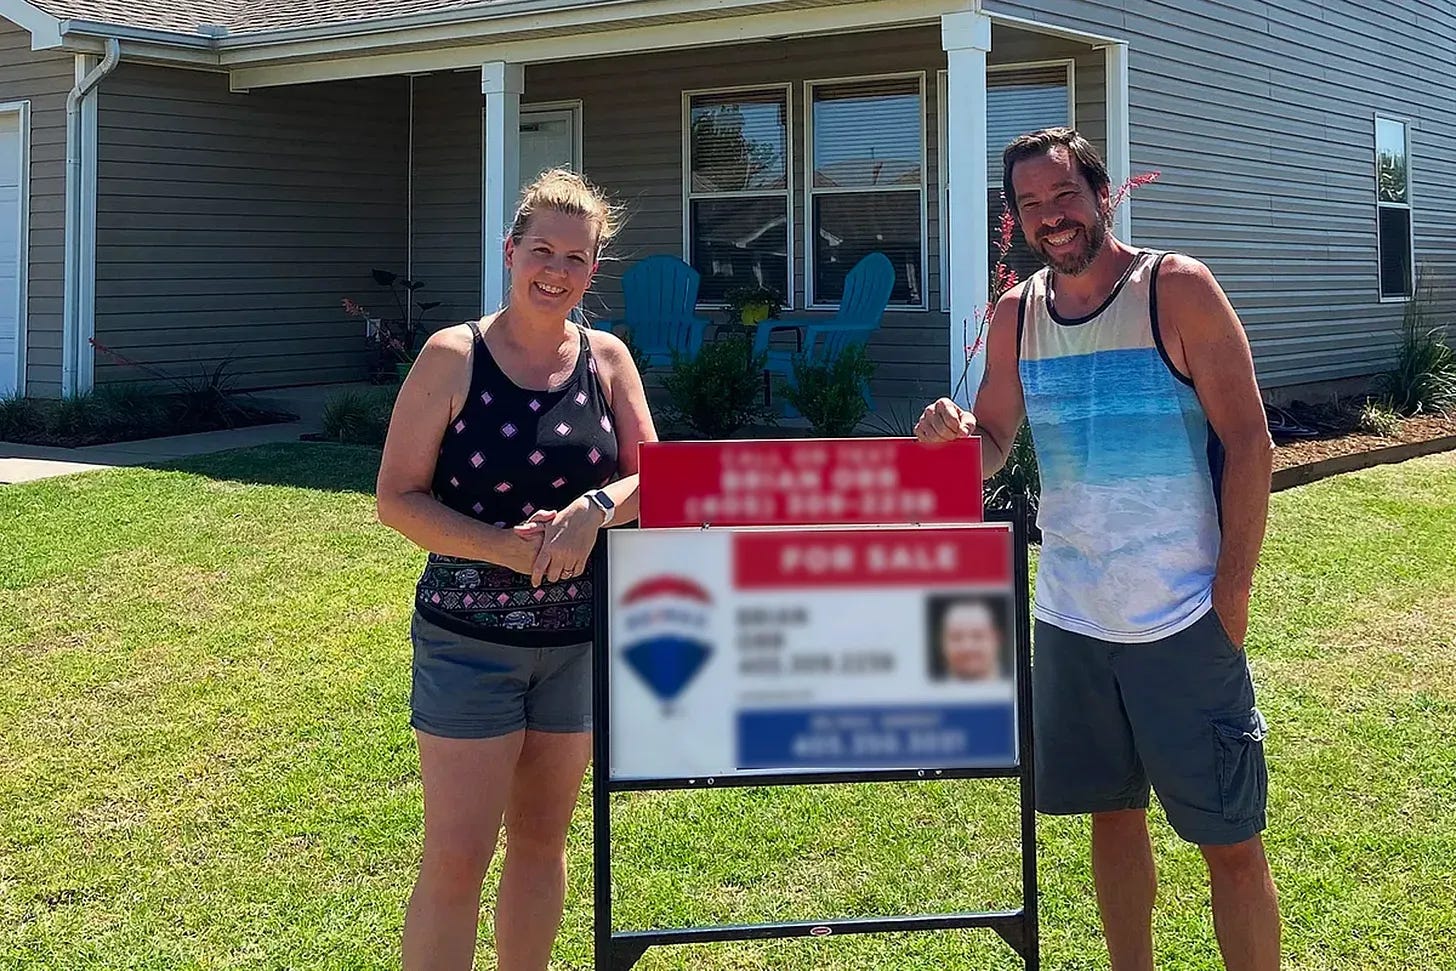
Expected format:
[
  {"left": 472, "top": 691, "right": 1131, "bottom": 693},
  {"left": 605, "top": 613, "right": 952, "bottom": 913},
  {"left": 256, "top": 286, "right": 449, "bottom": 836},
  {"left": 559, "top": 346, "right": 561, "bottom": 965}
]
[{"left": 409, "top": 611, "right": 593, "bottom": 739}]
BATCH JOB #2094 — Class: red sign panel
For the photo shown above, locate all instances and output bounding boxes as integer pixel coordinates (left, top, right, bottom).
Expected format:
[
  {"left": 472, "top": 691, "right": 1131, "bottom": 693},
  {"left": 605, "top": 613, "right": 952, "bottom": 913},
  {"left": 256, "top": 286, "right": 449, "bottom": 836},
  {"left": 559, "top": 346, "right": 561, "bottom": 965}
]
[
  {"left": 638, "top": 437, "right": 984, "bottom": 528},
  {"left": 733, "top": 526, "right": 1012, "bottom": 589}
]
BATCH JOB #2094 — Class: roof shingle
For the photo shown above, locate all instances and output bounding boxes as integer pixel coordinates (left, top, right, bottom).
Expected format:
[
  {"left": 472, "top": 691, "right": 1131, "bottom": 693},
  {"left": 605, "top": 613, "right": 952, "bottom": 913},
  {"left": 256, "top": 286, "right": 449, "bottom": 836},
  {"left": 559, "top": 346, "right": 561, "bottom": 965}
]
[{"left": 29, "top": 0, "right": 524, "bottom": 37}]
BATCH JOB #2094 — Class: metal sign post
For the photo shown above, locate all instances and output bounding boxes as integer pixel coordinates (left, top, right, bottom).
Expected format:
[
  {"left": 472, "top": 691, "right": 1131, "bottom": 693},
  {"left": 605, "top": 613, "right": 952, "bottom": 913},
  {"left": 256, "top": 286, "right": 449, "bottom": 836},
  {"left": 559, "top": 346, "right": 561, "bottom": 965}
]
[{"left": 591, "top": 439, "right": 1037, "bottom": 970}]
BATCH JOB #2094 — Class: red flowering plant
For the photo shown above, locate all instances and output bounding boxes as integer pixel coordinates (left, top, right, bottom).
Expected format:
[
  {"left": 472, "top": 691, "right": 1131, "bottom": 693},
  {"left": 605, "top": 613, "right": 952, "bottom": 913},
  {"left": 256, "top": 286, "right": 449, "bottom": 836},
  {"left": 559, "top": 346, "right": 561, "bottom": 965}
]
[
  {"left": 344, "top": 269, "right": 442, "bottom": 383},
  {"left": 950, "top": 170, "right": 1160, "bottom": 403}
]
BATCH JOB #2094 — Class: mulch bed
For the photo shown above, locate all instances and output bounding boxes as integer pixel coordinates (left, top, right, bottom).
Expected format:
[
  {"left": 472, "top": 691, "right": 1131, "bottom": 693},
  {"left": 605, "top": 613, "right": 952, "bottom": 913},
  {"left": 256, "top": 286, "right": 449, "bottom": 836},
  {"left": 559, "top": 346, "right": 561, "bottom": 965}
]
[{"left": 1269, "top": 399, "right": 1456, "bottom": 471}]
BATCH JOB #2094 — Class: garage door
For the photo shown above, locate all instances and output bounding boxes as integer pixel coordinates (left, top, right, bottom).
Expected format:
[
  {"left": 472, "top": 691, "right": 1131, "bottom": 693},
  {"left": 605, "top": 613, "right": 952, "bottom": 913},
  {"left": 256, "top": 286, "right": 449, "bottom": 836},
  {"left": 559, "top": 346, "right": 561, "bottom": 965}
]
[{"left": 0, "top": 109, "right": 23, "bottom": 397}]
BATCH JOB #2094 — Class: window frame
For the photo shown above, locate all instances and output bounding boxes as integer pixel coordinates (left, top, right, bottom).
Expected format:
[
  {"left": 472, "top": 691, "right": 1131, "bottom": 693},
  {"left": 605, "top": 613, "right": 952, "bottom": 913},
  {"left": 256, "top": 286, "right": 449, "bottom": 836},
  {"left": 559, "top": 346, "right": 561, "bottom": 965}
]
[
  {"left": 1374, "top": 112, "right": 1415, "bottom": 304},
  {"left": 681, "top": 82, "right": 795, "bottom": 311},
  {"left": 937, "top": 60, "right": 1075, "bottom": 311},
  {"left": 803, "top": 70, "right": 929, "bottom": 312}
]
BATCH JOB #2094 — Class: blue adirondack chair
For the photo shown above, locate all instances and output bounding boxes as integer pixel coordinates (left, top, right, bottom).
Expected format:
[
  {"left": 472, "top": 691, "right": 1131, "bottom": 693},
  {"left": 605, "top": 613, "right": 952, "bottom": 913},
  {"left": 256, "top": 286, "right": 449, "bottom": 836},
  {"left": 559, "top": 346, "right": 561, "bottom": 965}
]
[
  {"left": 753, "top": 251, "right": 894, "bottom": 415},
  {"left": 602, "top": 255, "right": 711, "bottom": 367}
]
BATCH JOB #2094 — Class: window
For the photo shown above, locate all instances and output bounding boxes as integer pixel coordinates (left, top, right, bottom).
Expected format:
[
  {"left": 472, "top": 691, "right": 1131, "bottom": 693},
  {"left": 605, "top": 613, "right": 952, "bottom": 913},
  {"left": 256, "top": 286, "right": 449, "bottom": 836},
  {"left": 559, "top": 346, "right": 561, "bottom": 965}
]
[
  {"left": 684, "top": 86, "right": 791, "bottom": 305},
  {"left": 938, "top": 64, "right": 1072, "bottom": 309},
  {"left": 1375, "top": 116, "right": 1413, "bottom": 300},
  {"left": 807, "top": 75, "right": 926, "bottom": 308}
]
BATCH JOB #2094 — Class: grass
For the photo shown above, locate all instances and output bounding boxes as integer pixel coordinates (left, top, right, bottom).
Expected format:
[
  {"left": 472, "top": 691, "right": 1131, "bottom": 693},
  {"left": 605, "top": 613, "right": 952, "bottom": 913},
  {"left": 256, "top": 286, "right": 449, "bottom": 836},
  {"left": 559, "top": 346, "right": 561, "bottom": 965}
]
[{"left": 2, "top": 445, "right": 1455, "bottom": 970}]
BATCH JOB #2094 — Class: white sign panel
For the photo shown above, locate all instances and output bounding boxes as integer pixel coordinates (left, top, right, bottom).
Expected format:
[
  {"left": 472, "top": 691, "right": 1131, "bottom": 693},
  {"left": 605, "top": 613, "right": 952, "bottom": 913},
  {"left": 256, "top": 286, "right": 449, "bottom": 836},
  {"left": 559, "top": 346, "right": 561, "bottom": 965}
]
[{"left": 607, "top": 525, "right": 1018, "bottom": 782}]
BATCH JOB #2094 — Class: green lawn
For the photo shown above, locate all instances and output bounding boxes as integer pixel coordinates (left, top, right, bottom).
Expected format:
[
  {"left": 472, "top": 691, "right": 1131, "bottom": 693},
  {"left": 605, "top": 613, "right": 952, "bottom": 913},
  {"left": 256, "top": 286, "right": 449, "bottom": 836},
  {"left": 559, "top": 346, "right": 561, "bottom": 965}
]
[{"left": 2, "top": 445, "right": 1454, "bottom": 970}]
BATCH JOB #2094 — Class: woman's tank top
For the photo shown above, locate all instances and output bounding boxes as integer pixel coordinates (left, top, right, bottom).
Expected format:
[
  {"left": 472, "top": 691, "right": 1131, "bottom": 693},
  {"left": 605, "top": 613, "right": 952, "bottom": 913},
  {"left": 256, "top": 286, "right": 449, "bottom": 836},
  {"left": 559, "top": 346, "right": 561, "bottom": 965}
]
[
  {"left": 1017, "top": 249, "right": 1225, "bottom": 643},
  {"left": 413, "top": 319, "right": 620, "bottom": 646}
]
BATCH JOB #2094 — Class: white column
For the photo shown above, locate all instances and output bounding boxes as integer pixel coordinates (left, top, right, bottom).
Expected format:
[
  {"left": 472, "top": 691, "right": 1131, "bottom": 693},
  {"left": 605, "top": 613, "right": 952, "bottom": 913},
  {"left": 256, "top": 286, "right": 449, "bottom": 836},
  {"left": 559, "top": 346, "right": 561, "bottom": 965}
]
[
  {"left": 1103, "top": 41, "right": 1132, "bottom": 242},
  {"left": 942, "top": 11, "right": 991, "bottom": 408},
  {"left": 481, "top": 61, "right": 523, "bottom": 315}
]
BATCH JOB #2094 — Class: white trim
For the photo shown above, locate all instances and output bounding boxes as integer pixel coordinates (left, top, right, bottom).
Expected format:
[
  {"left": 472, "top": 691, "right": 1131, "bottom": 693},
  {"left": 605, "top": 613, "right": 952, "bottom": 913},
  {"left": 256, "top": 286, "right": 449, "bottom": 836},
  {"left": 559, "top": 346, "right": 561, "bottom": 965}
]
[
  {"left": 681, "top": 82, "right": 795, "bottom": 310},
  {"left": 224, "top": 0, "right": 969, "bottom": 89},
  {"left": 982, "top": 10, "right": 1121, "bottom": 47},
  {"left": 521, "top": 98, "right": 584, "bottom": 173},
  {"left": 0, "top": 0, "right": 62, "bottom": 48},
  {"left": 941, "top": 9, "right": 990, "bottom": 407},
  {"left": 1374, "top": 111, "right": 1415, "bottom": 303},
  {"left": 481, "top": 61, "right": 523, "bottom": 315},
  {"left": 78, "top": 62, "right": 98, "bottom": 393},
  {"left": 938, "top": 58, "right": 1075, "bottom": 310},
  {"left": 803, "top": 70, "right": 929, "bottom": 311},
  {"left": 0, "top": 101, "right": 29, "bottom": 397},
  {"left": 1101, "top": 41, "right": 1131, "bottom": 241}
]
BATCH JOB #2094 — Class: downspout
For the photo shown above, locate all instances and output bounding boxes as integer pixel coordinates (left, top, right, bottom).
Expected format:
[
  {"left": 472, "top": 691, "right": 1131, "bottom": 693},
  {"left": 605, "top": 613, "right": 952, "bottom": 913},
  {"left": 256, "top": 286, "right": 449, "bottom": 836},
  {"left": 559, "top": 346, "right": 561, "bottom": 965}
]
[{"left": 62, "top": 38, "right": 121, "bottom": 397}]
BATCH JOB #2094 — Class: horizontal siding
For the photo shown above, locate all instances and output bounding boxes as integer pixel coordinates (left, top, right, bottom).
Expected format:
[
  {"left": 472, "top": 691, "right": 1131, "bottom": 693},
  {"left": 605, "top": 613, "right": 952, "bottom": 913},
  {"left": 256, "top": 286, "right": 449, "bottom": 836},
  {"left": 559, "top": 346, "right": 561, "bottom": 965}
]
[
  {"left": 0, "top": 18, "right": 73, "bottom": 398},
  {"left": 414, "top": 24, "right": 1110, "bottom": 406},
  {"left": 410, "top": 71, "right": 482, "bottom": 334},
  {"left": 93, "top": 64, "right": 409, "bottom": 391},
  {"left": 986, "top": 0, "right": 1456, "bottom": 389}
]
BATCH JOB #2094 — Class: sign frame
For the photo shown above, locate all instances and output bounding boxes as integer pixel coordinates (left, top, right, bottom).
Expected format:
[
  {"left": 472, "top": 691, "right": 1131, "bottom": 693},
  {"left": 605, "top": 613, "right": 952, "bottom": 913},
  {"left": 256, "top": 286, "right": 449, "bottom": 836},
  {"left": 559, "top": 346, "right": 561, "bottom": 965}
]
[{"left": 590, "top": 500, "right": 1039, "bottom": 970}]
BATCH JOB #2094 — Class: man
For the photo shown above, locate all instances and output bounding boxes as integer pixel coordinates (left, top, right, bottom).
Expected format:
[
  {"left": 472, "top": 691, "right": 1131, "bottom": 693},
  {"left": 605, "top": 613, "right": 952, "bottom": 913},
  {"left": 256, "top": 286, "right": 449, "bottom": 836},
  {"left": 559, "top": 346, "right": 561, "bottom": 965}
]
[
  {"left": 937, "top": 599, "right": 1005, "bottom": 681},
  {"left": 915, "top": 128, "right": 1279, "bottom": 970}
]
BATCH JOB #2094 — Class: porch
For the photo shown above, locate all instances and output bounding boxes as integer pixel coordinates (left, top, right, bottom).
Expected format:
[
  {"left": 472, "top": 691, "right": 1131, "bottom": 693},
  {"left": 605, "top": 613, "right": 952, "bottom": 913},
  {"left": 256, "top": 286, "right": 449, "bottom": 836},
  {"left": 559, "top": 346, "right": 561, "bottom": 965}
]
[{"left": 86, "top": 5, "right": 1131, "bottom": 414}]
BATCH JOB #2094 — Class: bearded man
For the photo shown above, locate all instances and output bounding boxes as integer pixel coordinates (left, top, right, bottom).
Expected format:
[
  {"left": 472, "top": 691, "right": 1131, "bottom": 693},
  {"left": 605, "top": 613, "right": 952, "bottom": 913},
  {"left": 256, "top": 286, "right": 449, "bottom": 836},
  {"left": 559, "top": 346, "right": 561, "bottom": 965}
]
[{"left": 916, "top": 128, "right": 1280, "bottom": 971}]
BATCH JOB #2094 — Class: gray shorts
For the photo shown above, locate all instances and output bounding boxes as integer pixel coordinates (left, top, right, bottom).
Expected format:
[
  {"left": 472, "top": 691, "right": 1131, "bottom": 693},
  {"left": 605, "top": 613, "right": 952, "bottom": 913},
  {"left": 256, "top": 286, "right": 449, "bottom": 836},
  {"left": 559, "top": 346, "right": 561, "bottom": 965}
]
[
  {"left": 409, "top": 611, "right": 593, "bottom": 739},
  {"left": 1032, "top": 608, "right": 1269, "bottom": 846}
]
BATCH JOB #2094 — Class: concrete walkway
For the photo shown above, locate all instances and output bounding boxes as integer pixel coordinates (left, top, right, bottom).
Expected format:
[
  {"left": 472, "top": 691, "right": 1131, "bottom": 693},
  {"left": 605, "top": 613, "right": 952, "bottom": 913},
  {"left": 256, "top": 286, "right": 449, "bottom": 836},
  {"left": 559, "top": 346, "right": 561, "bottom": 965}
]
[{"left": 0, "top": 383, "right": 359, "bottom": 485}]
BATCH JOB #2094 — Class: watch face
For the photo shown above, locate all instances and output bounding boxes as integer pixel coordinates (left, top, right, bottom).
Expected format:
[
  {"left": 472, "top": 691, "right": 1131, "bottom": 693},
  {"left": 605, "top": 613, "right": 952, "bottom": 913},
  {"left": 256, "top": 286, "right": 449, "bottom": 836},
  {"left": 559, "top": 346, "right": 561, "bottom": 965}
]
[{"left": 594, "top": 490, "right": 615, "bottom": 510}]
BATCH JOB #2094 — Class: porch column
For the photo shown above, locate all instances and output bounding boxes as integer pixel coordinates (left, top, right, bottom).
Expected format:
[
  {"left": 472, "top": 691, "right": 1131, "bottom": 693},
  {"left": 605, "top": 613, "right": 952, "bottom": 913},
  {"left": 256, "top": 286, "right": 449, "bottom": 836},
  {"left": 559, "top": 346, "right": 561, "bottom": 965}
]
[
  {"left": 1102, "top": 41, "right": 1132, "bottom": 241},
  {"left": 941, "top": 11, "right": 991, "bottom": 408},
  {"left": 481, "top": 61, "right": 523, "bottom": 315}
]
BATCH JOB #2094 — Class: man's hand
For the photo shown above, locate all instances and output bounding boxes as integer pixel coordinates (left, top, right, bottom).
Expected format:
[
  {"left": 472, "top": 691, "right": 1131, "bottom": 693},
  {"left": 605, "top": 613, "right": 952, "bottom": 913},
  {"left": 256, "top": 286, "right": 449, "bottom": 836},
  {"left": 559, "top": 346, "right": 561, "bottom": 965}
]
[
  {"left": 1212, "top": 578, "right": 1250, "bottom": 650},
  {"left": 914, "top": 397, "right": 977, "bottom": 445}
]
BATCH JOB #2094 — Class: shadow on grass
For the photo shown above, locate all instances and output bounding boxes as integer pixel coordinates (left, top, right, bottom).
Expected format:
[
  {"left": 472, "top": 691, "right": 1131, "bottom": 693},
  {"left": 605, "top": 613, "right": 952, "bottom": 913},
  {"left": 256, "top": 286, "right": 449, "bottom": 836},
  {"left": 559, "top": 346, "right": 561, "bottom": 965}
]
[{"left": 162, "top": 442, "right": 383, "bottom": 495}]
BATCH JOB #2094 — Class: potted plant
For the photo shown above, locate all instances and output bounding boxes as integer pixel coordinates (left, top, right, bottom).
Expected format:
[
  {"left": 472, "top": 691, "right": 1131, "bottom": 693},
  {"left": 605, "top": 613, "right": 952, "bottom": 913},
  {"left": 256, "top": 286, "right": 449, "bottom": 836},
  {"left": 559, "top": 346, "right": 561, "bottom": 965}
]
[
  {"left": 343, "top": 269, "right": 441, "bottom": 384},
  {"left": 722, "top": 283, "right": 785, "bottom": 328}
]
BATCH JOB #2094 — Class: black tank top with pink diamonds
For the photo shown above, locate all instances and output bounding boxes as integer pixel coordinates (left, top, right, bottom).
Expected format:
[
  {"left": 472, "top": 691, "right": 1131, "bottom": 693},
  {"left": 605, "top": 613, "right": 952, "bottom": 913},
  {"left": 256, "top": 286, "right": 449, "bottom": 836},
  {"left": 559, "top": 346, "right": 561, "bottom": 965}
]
[{"left": 414, "top": 319, "right": 620, "bottom": 646}]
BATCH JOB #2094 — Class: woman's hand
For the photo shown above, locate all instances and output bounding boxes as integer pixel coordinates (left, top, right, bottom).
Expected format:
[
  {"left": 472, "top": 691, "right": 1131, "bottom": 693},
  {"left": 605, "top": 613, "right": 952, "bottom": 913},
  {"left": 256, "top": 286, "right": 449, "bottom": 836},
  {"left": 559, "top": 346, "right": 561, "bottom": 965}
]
[
  {"left": 494, "top": 524, "right": 549, "bottom": 576},
  {"left": 517, "top": 498, "right": 606, "bottom": 586}
]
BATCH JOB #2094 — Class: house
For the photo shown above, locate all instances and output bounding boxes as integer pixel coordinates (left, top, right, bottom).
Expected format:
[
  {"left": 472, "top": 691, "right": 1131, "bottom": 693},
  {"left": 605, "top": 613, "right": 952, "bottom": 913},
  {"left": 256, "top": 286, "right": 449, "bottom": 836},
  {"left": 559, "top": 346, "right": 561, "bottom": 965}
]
[{"left": 0, "top": 0, "right": 1451, "bottom": 411}]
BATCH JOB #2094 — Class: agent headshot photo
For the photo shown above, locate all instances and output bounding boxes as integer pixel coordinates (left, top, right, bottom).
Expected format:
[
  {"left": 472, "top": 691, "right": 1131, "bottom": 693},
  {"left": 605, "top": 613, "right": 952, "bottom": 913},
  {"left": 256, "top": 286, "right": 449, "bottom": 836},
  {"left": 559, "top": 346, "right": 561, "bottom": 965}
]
[{"left": 928, "top": 594, "right": 1012, "bottom": 683}]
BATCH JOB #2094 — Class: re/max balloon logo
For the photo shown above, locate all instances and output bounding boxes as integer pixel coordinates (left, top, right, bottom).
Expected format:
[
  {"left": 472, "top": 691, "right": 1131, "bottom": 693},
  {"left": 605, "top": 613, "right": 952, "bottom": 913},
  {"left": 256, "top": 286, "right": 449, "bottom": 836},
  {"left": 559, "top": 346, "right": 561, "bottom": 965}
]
[{"left": 619, "top": 576, "right": 715, "bottom": 713}]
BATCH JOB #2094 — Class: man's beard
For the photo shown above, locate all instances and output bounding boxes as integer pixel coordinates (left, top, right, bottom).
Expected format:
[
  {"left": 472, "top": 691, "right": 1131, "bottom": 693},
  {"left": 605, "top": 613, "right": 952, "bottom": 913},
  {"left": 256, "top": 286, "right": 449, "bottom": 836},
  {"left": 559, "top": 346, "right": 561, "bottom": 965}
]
[{"left": 1030, "top": 213, "right": 1108, "bottom": 276}]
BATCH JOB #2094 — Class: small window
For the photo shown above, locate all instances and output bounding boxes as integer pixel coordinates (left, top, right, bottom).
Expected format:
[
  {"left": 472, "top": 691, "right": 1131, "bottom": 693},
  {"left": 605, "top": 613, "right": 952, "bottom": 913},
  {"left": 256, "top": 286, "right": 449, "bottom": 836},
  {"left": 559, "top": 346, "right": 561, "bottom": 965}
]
[
  {"left": 807, "top": 75, "right": 926, "bottom": 308},
  {"left": 1375, "top": 116, "right": 1413, "bottom": 300},
  {"left": 685, "top": 87, "right": 792, "bottom": 305}
]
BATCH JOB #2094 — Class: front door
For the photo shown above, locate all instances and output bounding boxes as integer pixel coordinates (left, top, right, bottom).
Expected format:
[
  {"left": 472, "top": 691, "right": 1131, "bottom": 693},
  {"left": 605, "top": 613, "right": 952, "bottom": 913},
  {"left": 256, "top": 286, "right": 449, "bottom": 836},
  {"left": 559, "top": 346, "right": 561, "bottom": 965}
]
[
  {"left": 0, "top": 107, "right": 23, "bottom": 396},
  {"left": 519, "top": 107, "right": 580, "bottom": 192}
]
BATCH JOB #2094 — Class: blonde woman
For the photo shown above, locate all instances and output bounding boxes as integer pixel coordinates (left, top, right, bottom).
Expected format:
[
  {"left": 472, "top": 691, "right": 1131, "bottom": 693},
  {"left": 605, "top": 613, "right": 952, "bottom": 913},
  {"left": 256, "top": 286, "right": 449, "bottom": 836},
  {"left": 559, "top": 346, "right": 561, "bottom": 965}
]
[{"left": 377, "top": 169, "right": 656, "bottom": 970}]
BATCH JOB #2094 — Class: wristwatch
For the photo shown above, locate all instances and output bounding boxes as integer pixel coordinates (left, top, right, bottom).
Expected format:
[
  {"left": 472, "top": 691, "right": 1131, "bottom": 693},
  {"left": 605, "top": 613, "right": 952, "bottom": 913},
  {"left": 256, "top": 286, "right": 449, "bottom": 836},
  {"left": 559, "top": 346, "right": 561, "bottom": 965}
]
[{"left": 587, "top": 489, "right": 616, "bottom": 526}]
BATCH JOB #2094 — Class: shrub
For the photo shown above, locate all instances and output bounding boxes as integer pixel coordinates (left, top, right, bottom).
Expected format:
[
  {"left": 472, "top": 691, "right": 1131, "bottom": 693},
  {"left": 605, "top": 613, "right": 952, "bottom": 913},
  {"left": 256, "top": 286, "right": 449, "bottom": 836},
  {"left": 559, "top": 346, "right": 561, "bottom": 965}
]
[
  {"left": 783, "top": 344, "right": 876, "bottom": 437},
  {"left": 662, "top": 334, "right": 772, "bottom": 439},
  {"left": 1372, "top": 274, "right": 1456, "bottom": 416},
  {"left": 984, "top": 422, "right": 1041, "bottom": 536},
  {"left": 1358, "top": 398, "right": 1403, "bottom": 437},
  {"left": 0, "top": 393, "right": 45, "bottom": 442},
  {"left": 321, "top": 387, "right": 397, "bottom": 447}
]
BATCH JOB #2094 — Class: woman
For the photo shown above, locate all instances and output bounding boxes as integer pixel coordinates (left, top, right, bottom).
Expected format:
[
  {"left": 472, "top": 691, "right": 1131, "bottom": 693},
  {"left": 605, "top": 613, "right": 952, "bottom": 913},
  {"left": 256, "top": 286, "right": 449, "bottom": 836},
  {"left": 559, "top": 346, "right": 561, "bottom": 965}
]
[{"left": 376, "top": 168, "right": 656, "bottom": 971}]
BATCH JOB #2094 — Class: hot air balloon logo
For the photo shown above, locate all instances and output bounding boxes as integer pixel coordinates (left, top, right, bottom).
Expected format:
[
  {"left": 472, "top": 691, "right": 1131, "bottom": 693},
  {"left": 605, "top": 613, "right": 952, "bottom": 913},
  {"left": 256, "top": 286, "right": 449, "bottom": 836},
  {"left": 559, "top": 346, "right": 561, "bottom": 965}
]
[{"left": 619, "top": 576, "right": 715, "bottom": 716}]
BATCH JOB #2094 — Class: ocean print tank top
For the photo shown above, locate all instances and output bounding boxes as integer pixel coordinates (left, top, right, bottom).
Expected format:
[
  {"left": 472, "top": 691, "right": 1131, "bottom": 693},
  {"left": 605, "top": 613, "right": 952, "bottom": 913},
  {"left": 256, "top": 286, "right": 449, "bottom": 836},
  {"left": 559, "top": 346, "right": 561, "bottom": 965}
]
[
  {"left": 414, "top": 320, "right": 620, "bottom": 646},
  {"left": 1017, "top": 249, "right": 1224, "bottom": 643}
]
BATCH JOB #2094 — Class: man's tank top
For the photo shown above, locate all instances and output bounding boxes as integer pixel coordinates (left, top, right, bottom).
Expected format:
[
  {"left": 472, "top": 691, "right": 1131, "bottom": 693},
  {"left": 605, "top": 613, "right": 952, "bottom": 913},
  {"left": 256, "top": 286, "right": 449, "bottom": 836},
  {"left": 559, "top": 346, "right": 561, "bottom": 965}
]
[
  {"left": 413, "top": 319, "right": 620, "bottom": 646},
  {"left": 1017, "top": 249, "right": 1224, "bottom": 643}
]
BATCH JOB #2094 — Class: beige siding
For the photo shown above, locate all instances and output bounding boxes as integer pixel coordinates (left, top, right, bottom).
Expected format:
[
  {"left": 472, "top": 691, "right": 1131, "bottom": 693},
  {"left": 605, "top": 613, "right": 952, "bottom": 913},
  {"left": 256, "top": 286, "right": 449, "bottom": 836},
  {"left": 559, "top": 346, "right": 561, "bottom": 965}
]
[
  {"left": 411, "top": 25, "right": 1045, "bottom": 405},
  {"left": 93, "top": 64, "right": 409, "bottom": 390},
  {"left": 0, "top": 19, "right": 72, "bottom": 398}
]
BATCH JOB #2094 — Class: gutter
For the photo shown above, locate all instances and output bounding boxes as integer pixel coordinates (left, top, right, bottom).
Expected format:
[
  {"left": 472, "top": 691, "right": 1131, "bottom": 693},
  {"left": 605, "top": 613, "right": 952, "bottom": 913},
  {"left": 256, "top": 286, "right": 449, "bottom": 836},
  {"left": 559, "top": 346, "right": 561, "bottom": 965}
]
[{"left": 61, "top": 37, "right": 120, "bottom": 397}]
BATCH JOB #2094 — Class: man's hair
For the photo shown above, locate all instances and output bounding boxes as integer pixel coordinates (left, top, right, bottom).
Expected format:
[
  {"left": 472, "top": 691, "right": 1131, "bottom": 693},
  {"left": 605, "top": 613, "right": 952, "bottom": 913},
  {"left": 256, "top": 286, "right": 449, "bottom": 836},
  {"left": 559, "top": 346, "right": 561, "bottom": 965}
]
[{"left": 1001, "top": 127, "right": 1111, "bottom": 215}]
